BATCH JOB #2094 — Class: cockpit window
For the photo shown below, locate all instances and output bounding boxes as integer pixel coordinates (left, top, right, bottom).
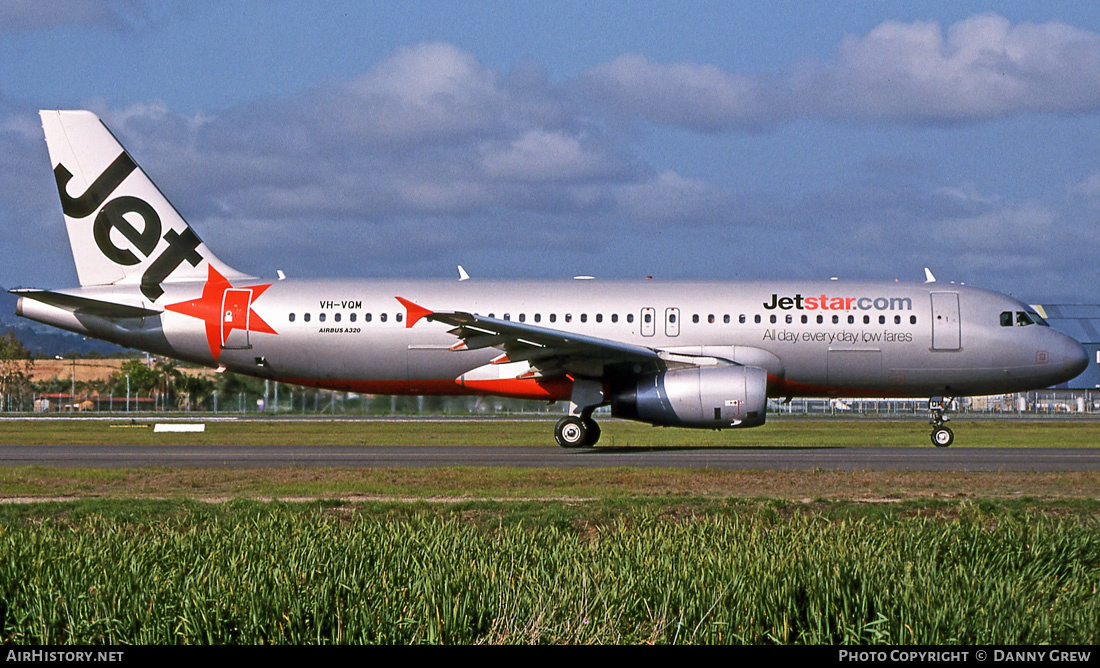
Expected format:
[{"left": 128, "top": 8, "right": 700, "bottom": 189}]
[
  {"left": 1012, "top": 311, "right": 1050, "bottom": 327},
  {"left": 1027, "top": 310, "right": 1049, "bottom": 327},
  {"left": 1002, "top": 310, "right": 1050, "bottom": 327}
]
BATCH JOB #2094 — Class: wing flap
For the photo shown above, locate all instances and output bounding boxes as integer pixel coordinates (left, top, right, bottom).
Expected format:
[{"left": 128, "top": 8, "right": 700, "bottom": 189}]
[{"left": 396, "top": 296, "right": 663, "bottom": 378}]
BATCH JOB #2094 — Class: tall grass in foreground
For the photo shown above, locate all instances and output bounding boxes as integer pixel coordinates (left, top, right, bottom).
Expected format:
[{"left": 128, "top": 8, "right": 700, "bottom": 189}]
[{"left": 0, "top": 508, "right": 1096, "bottom": 644}]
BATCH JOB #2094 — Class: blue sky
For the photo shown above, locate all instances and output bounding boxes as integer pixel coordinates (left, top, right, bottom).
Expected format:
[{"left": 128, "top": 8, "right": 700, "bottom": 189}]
[{"left": 2, "top": 1, "right": 1099, "bottom": 302}]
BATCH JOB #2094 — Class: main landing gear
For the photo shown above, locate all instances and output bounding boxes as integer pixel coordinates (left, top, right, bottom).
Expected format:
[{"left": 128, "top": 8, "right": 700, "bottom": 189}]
[
  {"left": 558, "top": 407, "right": 602, "bottom": 449},
  {"left": 929, "top": 397, "right": 953, "bottom": 447},
  {"left": 554, "top": 413, "right": 601, "bottom": 448},
  {"left": 555, "top": 378, "right": 604, "bottom": 448}
]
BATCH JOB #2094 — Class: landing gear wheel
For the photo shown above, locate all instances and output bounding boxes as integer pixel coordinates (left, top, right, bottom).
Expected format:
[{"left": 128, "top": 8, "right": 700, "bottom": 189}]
[
  {"left": 928, "top": 396, "right": 954, "bottom": 447},
  {"left": 931, "top": 426, "right": 954, "bottom": 448},
  {"left": 555, "top": 417, "right": 588, "bottom": 448},
  {"left": 582, "top": 418, "right": 601, "bottom": 446}
]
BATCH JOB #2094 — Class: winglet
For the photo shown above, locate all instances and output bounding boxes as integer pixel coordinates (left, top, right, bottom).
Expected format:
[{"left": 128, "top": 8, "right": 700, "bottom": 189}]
[
  {"left": 924, "top": 267, "right": 937, "bottom": 283},
  {"left": 395, "top": 296, "right": 433, "bottom": 328}
]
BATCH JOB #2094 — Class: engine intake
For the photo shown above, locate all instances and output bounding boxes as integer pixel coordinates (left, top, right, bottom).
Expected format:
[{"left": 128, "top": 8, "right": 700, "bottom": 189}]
[{"left": 611, "top": 365, "right": 768, "bottom": 429}]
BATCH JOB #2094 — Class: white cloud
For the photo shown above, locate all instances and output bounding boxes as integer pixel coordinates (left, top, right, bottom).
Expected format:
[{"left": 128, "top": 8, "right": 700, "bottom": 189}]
[
  {"left": 575, "top": 54, "right": 780, "bottom": 131},
  {"left": 1070, "top": 173, "right": 1100, "bottom": 200},
  {"left": 18, "top": 44, "right": 679, "bottom": 276},
  {"left": 809, "top": 13, "right": 1100, "bottom": 123},
  {"left": 0, "top": 0, "right": 168, "bottom": 32},
  {"left": 3, "top": 32, "right": 1097, "bottom": 295},
  {"left": 480, "top": 130, "right": 623, "bottom": 183},
  {"left": 614, "top": 171, "right": 732, "bottom": 223},
  {"left": 577, "top": 14, "right": 1100, "bottom": 129},
  {"left": 335, "top": 42, "right": 507, "bottom": 144}
]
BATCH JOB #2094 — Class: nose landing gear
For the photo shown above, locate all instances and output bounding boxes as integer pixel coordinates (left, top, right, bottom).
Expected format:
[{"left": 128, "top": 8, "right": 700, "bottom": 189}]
[{"left": 929, "top": 397, "right": 954, "bottom": 447}]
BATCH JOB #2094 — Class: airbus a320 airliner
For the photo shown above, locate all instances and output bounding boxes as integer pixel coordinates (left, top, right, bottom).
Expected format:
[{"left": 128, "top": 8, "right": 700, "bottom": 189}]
[{"left": 13, "top": 111, "right": 1089, "bottom": 447}]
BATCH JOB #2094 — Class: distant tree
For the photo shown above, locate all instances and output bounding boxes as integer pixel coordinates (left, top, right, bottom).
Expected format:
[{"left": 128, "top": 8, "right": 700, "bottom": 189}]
[
  {"left": 113, "top": 358, "right": 160, "bottom": 395},
  {"left": 154, "top": 359, "right": 183, "bottom": 409},
  {"left": 0, "top": 333, "right": 33, "bottom": 411},
  {"left": 176, "top": 374, "right": 215, "bottom": 410}
]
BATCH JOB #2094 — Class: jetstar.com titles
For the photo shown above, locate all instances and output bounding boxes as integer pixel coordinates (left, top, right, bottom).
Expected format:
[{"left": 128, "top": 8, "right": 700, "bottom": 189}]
[{"left": 763, "top": 294, "right": 913, "bottom": 312}]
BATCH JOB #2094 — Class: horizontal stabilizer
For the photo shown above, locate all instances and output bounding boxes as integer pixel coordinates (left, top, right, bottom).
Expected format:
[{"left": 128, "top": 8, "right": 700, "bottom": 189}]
[{"left": 11, "top": 289, "right": 162, "bottom": 318}]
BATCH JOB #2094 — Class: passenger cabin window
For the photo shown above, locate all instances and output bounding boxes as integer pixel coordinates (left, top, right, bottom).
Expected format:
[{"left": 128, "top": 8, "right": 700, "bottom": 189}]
[
  {"left": 335, "top": 313, "right": 341, "bottom": 322},
  {"left": 319, "top": 313, "right": 326, "bottom": 322},
  {"left": 612, "top": 314, "right": 619, "bottom": 323},
  {"left": 380, "top": 313, "right": 387, "bottom": 322},
  {"left": 396, "top": 313, "right": 403, "bottom": 323},
  {"left": 289, "top": 313, "right": 296, "bottom": 322},
  {"left": 627, "top": 314, "right": 634, "bottom": 323},
  {"left": 365, "top": 313, "right": 371, "bottom": 322},
  {"left": 350, "top": 313, "right": 356, "bottom": 322},
  {"left": 304, "top": 313, "right": 311, "bottom": 322},
  {"left": 550, "top": 314, "right": 557, "bottom": 323}
]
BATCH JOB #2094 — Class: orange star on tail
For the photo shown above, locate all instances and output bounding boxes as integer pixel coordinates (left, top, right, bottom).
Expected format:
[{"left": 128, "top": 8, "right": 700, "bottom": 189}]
[{"left": 165, "top": 266, "right": 277, "bottom": 361}]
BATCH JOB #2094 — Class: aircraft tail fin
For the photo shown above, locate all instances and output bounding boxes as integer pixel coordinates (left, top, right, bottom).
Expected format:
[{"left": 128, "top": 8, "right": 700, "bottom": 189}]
[{"left": 39, "top": 110, "right": 249, "bottom": 302}]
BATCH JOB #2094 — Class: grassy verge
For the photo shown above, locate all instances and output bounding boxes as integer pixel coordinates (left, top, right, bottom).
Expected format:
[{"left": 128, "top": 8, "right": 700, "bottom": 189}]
[
  {"left": 1, "top": 466, "right": 1099, "bottom": 503},
  {"left": 1, "top": 416, "right": 1098, "bottom": 446},
  {"left": 0, "top": 500, "right": 1095, "bottom": 644},
  {"left": 0, "top": 418, "right": 1095, "bottom": 644}
]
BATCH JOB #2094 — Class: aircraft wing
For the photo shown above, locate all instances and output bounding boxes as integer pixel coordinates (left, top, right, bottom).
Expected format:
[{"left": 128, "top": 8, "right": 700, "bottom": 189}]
[{"left": 397, "top": 296, "right": 663, "bottom": 378}]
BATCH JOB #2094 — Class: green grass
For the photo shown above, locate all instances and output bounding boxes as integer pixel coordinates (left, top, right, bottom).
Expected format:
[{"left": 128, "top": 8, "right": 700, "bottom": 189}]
[
  {"left": 2, "top": 466, "right": 1099, "bottom": 503},
  {"left": 1, "top": 416, "right": 1098, "bottom": 447},
  {"left": 0, "top": 417, "right": 1096, "bottom": 644},
  {"left": 0, "top": 501, "right": 1095, "bottom": 644}
]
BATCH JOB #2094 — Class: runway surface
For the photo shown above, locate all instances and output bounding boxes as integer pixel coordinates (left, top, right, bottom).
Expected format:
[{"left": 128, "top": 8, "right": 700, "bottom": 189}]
[{"left": 0, "top": 445, "right": 1097, "bottom": 471}]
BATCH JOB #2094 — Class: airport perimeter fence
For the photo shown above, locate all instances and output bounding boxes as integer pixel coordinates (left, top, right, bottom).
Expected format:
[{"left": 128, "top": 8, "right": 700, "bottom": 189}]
[{"left": 7, "top": 387, "right": 1100, "bottom": 418}]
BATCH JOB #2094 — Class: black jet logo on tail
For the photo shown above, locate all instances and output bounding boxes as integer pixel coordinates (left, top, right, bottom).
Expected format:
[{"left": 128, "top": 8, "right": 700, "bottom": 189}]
[{"left": 54, "top": 152, "right": 204, "bottom": 301}]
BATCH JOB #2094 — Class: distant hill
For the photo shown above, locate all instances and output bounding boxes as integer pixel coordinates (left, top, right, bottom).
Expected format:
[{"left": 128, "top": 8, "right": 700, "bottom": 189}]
[
  {"left": 1, "top": 286, "right": 132, "bottom": 357},
  {"left": 0, "top": 288, "right": 17, "bottom": 323}
]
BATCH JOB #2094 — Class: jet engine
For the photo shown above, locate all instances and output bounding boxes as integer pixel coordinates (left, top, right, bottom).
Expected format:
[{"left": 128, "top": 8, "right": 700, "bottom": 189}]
[{"left": 611, "top": 365, "right": 768, "bottom": 429}]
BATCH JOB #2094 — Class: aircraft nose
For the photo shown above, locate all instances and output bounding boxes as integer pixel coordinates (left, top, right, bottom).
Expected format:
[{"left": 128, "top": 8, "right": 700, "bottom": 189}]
[{"left": 1061, "top": 335, "right": 1089, "bottom": 379}]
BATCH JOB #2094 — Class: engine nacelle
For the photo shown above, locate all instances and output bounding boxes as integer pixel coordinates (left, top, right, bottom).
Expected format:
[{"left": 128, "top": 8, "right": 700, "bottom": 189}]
[{"left": 611, "top": 365, "right": 768, "bottom": 429}]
